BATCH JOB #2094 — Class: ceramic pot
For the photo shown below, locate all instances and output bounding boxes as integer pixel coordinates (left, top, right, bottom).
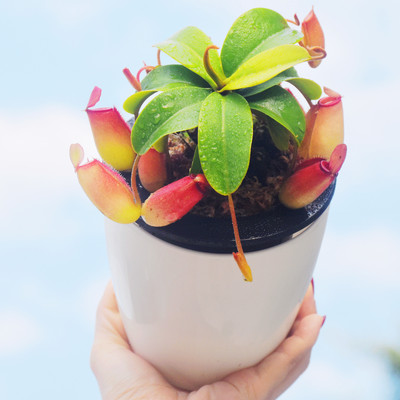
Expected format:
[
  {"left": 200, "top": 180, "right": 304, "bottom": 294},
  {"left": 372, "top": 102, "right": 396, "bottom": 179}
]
[{"left": 104, "top": 183, "right": 334, "bottom": 390}]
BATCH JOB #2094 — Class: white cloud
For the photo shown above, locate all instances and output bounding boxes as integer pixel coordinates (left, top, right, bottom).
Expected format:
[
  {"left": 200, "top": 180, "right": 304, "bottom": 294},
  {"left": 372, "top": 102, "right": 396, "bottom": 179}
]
[
  {"left": 41, "top": 0, "right": 106, "bottom": 24},
  {"left": 188, "top": 0, "right": 314, "bottom": 20},
  {"left": 0, "top": 311, "right": 42, "bottom": 356},
  {"left": 4, "top": 0, "right": 124, "bottom": 26},
  {"left": 0, "top": 106, "right": 102, "bottom": 240},
  {"left": 0, "top": 105, "right": 99, "bottom": 191},
  {"left": 319, "top": 227, "right": 400, "bottom": 289},
  {"left": 302, "top": 360, "right": 363, "bottom": 395},
  {"left": 282, "top": 355, "right": 393, "bottom": 400},
  {"left": 340, "top": 81, "right": 400, "bottom": 190}
]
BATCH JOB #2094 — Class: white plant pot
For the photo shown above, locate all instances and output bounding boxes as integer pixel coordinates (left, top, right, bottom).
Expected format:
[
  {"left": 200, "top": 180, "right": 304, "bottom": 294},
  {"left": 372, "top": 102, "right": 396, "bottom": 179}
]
[{"left": 104, "top": 184, "right": 333, "bottom": 390}]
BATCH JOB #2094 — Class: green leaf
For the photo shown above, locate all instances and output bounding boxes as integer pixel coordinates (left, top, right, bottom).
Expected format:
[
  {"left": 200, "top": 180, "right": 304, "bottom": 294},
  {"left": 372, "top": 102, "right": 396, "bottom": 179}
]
[
  {"left": 265, "top": 117, "right": 291, "bottom": 151},
  {"left": 141, "top": 65, "right": 211, "bottom": 91},
  {"left": 153, "top": 136, "right": 168, "bottom": 153},
  {"left": 221, "top": 45, "right": 310, "bottom": 92},
  {"left": 189, "top": 146, "right": 202, "bottom": 174},
  {"left": 287, "top": 78, "right": 322, "bottom": 101},
  {"left": 237, "top": 69, "right": 322, "bottom": 101},
  {"left": 247, "top": 86, "right": 306, "bottom": 145},
  {"left": 198, "top": 92, "right": 253, "bottom": 195},
  {"left": 237, "top": 68, "right": 299, "bottom": 97},
  {"left": 132, "top": 87, "right": 211, "bottom": 154},
  {"left": 123, "top": 90, "right": 156, "bottom": 115},
  {"left": 155, "top": 26, "right": 225, "bottom": 90},
  {"left": 221, "top": 8, "right": 303, "bottom": 77}
]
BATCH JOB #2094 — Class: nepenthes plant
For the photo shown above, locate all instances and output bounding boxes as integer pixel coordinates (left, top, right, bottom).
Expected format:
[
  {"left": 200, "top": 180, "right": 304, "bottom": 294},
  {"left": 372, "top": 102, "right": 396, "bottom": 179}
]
[{"left": 70, "top": 8, "right": 346, "bottom": 281}]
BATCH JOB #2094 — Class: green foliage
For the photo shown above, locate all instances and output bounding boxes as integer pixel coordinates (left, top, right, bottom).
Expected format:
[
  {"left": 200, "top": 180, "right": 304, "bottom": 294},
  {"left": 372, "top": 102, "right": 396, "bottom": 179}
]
[
  {"left": 237, "top": 68, "right": 300, "bottom": 97},
  {"left": 221, "top": 45, "right": 310, "bottom": 92},
  {"left": 189, "top": 146, "right": 202, "bottom": 175},
  {"left": 220, "top": 8, "right": 303, "bottom": 77},
  {"left": 198, "top": 92, "right": 253, "bottom": 195},
  {"left": 132, "top": 87, "right": 211, "bottom": 154},
  {"left": 265, "top": 117, "right": 291, "bottom": 151},
  {"left": 287, "top": 77, "right": 322, "bottom": 101},
  {"left": 123, "top": 90, "right": 156, "bottom": 116},
  {"left": 237, "top": 68, "right": 322, "bottom": 101},
  {"left": 130, "top": 7, "right": 322, "bottom": 195},
  {"left": 155, "top": 26, "right": 225, "bottom": 90},
  {"left": 247, "top": 86, "right": 306, "bottom": 145},
  {"left": 141, "top": 65, "right": 211, "bottom": 91}
]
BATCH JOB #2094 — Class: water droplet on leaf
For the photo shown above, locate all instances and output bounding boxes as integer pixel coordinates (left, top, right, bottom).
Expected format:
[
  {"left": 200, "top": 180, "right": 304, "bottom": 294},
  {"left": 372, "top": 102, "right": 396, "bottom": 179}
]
[{"left": 162, "top": 101, "right": 174, "bottom": 109}]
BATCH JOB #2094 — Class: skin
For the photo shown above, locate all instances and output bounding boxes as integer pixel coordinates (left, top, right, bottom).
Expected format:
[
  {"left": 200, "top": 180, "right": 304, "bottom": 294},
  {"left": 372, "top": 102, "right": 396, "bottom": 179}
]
[{"left": 91, "top": 282, "right": 324, "bottom": 400}]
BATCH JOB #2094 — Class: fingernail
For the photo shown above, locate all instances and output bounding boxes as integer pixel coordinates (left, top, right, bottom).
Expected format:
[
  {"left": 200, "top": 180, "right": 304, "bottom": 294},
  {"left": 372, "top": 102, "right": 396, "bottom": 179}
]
[
  {"left": 311, "top": 278, "right": 315, "bottom": 293},
  {"left": 321, "top": 315, "right": 326, "bottom": 327}
]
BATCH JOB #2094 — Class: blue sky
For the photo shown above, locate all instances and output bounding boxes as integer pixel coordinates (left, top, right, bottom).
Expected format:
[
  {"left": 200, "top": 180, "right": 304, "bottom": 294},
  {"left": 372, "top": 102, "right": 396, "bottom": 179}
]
[{"left": 1, "top": 0, "right": 400, "bottom": 398}]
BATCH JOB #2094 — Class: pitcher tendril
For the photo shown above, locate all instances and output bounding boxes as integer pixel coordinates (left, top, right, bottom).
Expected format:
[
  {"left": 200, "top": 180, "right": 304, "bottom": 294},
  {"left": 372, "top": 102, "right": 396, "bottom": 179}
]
[
  {"left": 123, "top": 68, "right": 142, "bottom": 91},
  {"left": 157, "top": 49, "right": 162, "bottom": 66},
  {"left": 136, "top": 65, "right": 156, "bottom": 83},
  {"left": 303, "top": 45, "right": 327, "bottom": 61},
  {"left": 203, "top": 45, "right": 225, "bottom": 90},
  {"left": 228, "top": 194, "right": 253, "bottom": 282},
  {"left": 131, "top": 155, "right": 142, "bottom": 206},
  {"left": 286, "top": 14, "right": 300, "bottom": 26}
]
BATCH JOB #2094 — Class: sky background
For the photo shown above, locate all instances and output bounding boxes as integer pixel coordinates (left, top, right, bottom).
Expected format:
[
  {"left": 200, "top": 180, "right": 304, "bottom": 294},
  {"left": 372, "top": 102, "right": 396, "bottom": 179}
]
[{"left": 1, "top": 0, "right": 400, "bottom": 398}]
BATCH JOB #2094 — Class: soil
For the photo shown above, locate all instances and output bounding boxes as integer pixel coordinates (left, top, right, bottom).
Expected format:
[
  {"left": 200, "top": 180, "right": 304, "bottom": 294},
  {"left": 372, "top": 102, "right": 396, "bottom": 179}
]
[{"left": 168, "top": 114, "right": 296, "bottom": 218}]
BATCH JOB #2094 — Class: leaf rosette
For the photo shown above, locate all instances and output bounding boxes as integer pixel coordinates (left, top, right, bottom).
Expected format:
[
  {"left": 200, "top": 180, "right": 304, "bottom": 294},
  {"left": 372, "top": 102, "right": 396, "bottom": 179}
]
[{"left": 130, "top": 7, "right": 322, "bottom": 196}]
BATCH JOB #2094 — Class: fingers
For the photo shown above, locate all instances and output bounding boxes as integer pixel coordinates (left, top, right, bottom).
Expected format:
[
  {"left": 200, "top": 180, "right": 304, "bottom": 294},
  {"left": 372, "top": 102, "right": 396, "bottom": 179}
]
[
  {"left": 91, "top": 281, "right": 140, "bottom": 397},
  {"left": 295, "top": 282, "right": 316, "bottom": 321},
  {"left": 227, "top": 313, "right": 323, "bottom": 400},
  {"left": 98, "top": 281, "right": 118, "bottom": 313},
  {"left": 289, "top": 282, "right": 316, "bottom": 335},
  {"left": 91, "top": 283, "right": 186, "bottom": 400},
  {"left": 91, "top": 281, "right": 129, "bottom": 377},
  {"left": 264, "top": 313, "right": 325, "bottom": 398},
  {"left": 219, "top": 288, "right": 323, "bottom": 400},
  {"left": 272, "top": 313, "right": 324, "bottom": 371},
  {"left": 93, "top": 280, "right": 129, "bottom": 348},
  {"left": 91, "top": 281, "right": 322, "bottom": 400}
]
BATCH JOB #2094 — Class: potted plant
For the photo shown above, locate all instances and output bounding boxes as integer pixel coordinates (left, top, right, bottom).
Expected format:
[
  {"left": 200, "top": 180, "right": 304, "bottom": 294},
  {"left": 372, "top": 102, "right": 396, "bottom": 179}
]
[{"left": 70, "top": 7, "right": 346, "bottom": 390}]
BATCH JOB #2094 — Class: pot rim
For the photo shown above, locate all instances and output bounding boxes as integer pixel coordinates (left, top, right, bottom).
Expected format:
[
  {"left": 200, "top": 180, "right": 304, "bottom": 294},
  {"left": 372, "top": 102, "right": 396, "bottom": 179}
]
[{"left": 132, "top": 177, "right": 336, "bottom": 254}]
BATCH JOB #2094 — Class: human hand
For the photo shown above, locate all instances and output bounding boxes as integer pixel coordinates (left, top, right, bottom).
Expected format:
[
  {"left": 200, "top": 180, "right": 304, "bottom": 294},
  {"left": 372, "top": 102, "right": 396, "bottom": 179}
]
[{"left": 91, "top": 281, "right": 324, "bottom": 400}]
